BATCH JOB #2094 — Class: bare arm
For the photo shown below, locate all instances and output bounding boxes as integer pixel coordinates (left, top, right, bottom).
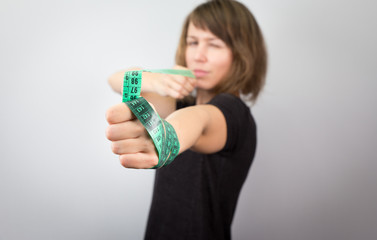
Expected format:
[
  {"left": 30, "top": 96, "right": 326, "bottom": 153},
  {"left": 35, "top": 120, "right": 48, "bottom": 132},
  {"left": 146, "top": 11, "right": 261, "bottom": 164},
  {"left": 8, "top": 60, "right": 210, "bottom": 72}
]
[
  {"left": 107, "top": 66, "right": 196, "bottom": 118},
  {"left": 106, "top": 102, "right": 227, "bottom": 169},
  {"left": 167, "top": 105, "right": 227, "bottom": 154}
]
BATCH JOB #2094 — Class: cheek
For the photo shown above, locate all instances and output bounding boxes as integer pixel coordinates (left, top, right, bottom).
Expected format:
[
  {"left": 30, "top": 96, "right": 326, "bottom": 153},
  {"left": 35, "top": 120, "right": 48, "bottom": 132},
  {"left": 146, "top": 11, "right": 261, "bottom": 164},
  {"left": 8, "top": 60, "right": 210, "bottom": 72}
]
[
  {"left": 211, "top": 55, "right": 232, "bottom": 85},
  {"left": 185, "top": 49, "right": 193, "bottom": 67},
  {"left": 214, "top": 53, "right": 232, "bottom": 73}
]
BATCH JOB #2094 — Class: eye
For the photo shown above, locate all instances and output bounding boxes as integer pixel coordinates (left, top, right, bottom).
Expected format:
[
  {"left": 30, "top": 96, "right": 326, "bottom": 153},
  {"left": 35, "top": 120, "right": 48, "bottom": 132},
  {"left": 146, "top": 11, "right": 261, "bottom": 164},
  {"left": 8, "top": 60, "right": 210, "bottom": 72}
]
[
  {"left": 209, "top": 43, "right": 220, "bottom": 48},
  {"left": 187, "top": 41, "right": 198, "bottom": 46},
  {"left": 209, "top": 40, "right": 226, "bottom": 48}
]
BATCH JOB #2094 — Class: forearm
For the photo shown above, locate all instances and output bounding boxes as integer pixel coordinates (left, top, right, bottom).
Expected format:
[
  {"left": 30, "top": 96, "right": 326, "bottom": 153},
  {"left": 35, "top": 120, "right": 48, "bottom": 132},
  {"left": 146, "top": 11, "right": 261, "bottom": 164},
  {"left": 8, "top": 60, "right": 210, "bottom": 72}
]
[
  {"left": 108, "top": 69, "right": 169, "bottom": 94},
  {"left": 166, "top": 106, "right": 208, "bottom": 154},
  {"left": 166, "top": 105, "right": 226, "bottom": 154},
  {"left": 141, "top": 71, "right": 176, "bottom": 118},
  {"left": 108, "top": 69, "right": 176, "bottom": 118},
  {"left": 107, "top": 67, "right": 152, "bottom": 94}
]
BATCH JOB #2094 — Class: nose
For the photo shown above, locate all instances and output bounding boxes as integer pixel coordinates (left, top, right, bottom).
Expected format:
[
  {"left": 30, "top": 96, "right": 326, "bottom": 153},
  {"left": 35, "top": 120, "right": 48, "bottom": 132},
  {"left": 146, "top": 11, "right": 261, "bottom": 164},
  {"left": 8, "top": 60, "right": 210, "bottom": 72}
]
[{"left": 194, "top": 43, "right": 207, "bottom": 62}]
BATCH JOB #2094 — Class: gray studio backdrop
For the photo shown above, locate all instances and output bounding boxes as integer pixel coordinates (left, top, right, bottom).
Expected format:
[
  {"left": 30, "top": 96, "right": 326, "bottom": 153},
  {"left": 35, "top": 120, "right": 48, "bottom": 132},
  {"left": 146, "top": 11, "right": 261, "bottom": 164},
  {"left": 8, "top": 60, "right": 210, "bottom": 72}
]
[{"left": 1, "top": 0, "right": 376, "bottom": 239}]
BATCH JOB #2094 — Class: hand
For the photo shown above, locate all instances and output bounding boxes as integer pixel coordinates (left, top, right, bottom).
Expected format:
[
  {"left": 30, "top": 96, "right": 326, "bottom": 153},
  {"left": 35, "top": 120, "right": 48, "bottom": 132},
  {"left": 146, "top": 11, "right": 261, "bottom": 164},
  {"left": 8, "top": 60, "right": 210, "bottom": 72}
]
[
  {"left": 143, "top": 65, "right": 196, "bottom": 99},
  {"left": 106, "top": 103, "right": 158, "bottom": 169}
]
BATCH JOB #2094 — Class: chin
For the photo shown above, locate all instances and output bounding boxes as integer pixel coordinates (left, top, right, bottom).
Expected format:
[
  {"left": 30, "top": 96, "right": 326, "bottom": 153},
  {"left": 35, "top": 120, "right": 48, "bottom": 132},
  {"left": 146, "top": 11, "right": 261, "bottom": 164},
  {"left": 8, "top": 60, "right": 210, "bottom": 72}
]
[{"left": 196, "top": 81, "right": 212, "bottom": 90}]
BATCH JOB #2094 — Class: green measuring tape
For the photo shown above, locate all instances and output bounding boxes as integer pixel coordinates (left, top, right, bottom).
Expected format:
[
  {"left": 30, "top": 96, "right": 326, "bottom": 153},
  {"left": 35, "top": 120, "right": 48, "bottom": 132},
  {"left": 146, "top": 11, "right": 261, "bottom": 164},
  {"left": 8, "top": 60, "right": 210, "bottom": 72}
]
[{"left": 122, "top": 69, "right": 195, "bottom": 169}]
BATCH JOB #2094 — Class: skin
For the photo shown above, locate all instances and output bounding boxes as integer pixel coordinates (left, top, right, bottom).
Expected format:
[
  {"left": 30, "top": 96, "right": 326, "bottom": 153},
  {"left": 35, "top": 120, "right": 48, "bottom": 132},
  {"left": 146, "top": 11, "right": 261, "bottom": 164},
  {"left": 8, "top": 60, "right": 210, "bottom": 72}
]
[
  {"left": 185, "top": 22, "right": 233, "bottom": 104},
  {"left": 106, "top": 22, "right": 233, "bottom": 169},
  {"left": 108, "top": 66, "right": 196, "bottom": 118}
]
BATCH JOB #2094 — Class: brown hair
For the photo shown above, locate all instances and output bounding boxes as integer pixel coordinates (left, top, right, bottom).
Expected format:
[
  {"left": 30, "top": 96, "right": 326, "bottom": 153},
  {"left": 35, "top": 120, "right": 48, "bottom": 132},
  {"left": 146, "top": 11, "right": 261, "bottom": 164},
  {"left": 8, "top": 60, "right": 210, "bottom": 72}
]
[{"left": 175, "top": 0, "right": 268, "bottom": 102}]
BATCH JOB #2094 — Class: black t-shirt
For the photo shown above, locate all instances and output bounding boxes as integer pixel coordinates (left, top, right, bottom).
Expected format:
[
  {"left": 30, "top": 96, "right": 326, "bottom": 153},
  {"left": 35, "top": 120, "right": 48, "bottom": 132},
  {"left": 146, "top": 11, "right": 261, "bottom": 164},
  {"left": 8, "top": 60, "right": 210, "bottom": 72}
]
[{"left": 145, "top": 93, "right": 257, "bottom": 240}]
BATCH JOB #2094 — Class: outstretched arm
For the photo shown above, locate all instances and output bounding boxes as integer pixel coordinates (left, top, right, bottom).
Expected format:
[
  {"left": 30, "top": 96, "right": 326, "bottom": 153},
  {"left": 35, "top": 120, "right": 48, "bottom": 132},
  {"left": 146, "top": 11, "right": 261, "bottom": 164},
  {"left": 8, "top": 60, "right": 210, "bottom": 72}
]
[
  {"left": 106, "top": 101, "right": 227, "bottom": 169},
  {"left": 108, "top": 66, "right": 196, "bottom": 118}
]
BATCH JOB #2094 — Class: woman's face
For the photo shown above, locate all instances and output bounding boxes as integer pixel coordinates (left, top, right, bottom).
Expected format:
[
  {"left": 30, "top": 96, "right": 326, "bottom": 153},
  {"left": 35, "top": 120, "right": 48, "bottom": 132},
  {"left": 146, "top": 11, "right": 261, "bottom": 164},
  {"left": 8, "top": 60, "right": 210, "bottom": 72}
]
[{"left": 185, "top": 22, "right": 233, "bottom": 90}]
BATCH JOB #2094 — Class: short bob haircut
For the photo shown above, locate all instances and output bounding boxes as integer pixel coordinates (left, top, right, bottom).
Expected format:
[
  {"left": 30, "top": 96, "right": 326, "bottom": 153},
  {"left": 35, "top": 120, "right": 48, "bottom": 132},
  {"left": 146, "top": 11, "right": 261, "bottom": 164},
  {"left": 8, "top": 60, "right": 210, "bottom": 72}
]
[{"left": 175, "top": 0, "right": 268, "bottom": 102}]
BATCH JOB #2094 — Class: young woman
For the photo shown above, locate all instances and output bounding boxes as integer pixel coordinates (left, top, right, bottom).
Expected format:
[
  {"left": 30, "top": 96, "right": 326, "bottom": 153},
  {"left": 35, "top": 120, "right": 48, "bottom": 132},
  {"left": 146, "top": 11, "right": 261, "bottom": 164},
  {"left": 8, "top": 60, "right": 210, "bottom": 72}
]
[{"left": 106, "top": 0, "right": 267, "bottom": 239}]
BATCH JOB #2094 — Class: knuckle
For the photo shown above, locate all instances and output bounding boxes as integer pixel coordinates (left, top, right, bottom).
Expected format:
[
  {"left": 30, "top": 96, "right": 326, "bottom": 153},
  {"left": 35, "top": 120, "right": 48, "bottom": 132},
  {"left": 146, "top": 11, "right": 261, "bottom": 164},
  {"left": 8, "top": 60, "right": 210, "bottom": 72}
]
[
  {"left": 177, "top": 85, "right": 184, "bottom": 92},
  {"left": 186, "top": 82, "right": 194, "bottom": 89},
  {"left": 175, "top": 76, "right": 185, "bottom": 84},
  {"left": 144, "top": 139, "right": 155, "bottom": 151},
  {"left": 161, "top": 86, "right": 169, "bottom": 96},
  {"left": 134, "top": 123, "right": 145, "bottom": 136},
  {"left": 148, "top": 155, "right": 159, "bottom": 168},
  {"left": 106, "top": 108, "right": 115, "bottom": 123},
  {"left": 119, "top": 155, "right": 129, "bottom": 168},
  {"left": 111, "top": 142, "right": 121, "bottom": 154},
  {"left": 106, "top": 126, "right": 114, "bottom": 140},
  {"left": 173, "top": 92, "right": 180, "bottom": 98},
  {"left": 167, "top": 88, "right": 180, "bottom": 98},
  {"left": 140, "top": 140, "right": 148, "bottom": 151}
]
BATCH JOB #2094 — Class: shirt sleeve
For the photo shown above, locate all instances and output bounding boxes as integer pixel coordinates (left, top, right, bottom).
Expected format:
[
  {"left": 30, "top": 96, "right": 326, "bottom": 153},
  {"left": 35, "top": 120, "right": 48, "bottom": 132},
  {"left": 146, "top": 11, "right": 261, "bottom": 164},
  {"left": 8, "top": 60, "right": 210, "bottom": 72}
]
[{"left": 208, "top": 93, "right": 253, "bottom": 152}]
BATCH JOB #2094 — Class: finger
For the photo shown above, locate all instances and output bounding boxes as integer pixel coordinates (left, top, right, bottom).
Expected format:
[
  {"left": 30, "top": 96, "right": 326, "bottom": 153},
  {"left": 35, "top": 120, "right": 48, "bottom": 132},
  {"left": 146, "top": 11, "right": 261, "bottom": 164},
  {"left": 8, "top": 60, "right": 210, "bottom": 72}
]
[
  {"left": 165, "top": 86, "right": 188, "bottom": 99},
  {"left": 106, "top": 119, "right": 145, "bottom": 141},
  {"left": 111, "top": 137, "right": 155, "bottom": 155},
  {"left": 188, "top": 77, "right": 197, "bottom": 87},
  {"left": 119, "top": 152, "right": 159, "bottom": 169},
  {"left": 167, "top": 76, "right": 190, "bottom": 97},
  {"left": 172, "top": 74, "right": 196, "bottom": 94},
  {"left": 106, "top": 103, "right": 135, "bottom": 124},
  {"left": 165, "top": 87, "right": 183, "bottom": 99},
  {"left": 173, "top": 65, "right": 197, "bottom": 86},
  {"left": 183, "top": 78, "right": 196, "bottom": 92}
]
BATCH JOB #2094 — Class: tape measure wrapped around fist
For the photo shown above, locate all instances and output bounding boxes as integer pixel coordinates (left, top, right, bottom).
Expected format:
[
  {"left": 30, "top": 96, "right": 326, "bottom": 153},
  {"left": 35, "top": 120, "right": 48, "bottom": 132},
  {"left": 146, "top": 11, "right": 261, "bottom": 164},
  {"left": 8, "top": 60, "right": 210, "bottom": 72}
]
[{"left": 122, "top": 69, "right": 195, "bottom": 169}]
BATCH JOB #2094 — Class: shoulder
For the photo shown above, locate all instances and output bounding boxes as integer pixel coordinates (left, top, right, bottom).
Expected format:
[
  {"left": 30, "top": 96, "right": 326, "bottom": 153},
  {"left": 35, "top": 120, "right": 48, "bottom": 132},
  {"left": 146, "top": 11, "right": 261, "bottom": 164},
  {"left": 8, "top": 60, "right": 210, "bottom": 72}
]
[
  {"left": 208, "top": 93, "right": 256, "bottom": 151},
  {"left": 208, "top": 93, "right": 246, "bottom": 109},
  {"left": 208, "top": 93, "right": 252, "bottom": 121}
]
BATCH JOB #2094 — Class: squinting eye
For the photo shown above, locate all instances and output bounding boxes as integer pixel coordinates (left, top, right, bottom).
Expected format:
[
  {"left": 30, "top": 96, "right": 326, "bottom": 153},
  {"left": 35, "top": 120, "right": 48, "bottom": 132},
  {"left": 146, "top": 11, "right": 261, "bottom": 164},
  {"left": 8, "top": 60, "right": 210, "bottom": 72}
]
[
  {"left": 209, "top": 43, "right": 220, "bottom": 48},
  {"left": 187, "top": 41, "right": 198, "bottom": 46}
]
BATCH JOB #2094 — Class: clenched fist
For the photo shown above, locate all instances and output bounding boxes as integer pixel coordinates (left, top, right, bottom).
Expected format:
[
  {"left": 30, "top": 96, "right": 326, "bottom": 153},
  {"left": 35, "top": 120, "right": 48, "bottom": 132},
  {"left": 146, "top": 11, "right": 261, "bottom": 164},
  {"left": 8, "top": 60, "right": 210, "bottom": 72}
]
[{"left": 106, "top": 103, "right": 158, "bottom": 169}]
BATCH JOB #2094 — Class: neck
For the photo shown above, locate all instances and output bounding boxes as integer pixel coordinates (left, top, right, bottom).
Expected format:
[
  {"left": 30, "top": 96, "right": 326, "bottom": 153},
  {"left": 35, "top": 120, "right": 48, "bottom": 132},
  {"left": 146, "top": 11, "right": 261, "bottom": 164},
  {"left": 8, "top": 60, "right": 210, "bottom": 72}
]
[{"left": 196, "top": 89, "right": 215, "bottom": 105}]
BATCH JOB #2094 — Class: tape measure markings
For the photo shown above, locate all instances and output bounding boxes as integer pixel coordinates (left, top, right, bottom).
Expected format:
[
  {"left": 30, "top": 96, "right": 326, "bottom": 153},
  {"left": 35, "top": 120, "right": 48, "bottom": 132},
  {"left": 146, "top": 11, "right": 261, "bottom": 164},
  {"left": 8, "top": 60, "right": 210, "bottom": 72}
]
[{"left": 122, "top": 69, "right": 194, "bottom": 168}]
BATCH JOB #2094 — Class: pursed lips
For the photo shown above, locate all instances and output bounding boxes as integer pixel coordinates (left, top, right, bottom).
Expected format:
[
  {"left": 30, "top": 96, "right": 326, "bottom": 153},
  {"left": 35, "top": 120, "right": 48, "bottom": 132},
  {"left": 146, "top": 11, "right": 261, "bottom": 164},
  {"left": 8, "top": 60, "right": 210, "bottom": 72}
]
[{"left": 193, "top": 69, "right": 209, "bottom": 78}]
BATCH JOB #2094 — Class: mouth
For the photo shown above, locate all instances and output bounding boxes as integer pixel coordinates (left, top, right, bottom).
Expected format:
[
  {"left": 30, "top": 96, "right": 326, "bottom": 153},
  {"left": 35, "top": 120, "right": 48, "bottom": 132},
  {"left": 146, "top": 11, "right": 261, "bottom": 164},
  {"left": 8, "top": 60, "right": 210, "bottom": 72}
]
[{"left": 193, "top": 69, "right": 209, "bottom": 78}]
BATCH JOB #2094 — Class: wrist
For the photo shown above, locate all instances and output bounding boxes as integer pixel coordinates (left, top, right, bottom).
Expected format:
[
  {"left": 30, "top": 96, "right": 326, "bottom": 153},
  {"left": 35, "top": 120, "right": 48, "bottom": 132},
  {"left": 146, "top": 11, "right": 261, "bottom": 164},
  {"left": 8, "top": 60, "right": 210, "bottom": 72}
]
[{"left": 141, "top": 72, "right": 154, "bottom": 92}]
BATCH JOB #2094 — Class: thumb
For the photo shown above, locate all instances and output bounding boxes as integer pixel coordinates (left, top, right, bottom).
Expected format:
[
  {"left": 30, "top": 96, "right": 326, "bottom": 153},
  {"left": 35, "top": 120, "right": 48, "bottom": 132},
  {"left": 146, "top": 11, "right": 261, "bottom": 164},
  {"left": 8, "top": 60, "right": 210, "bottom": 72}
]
[{"left": 106, "top": 103, "right": 135, "bottom": 124}]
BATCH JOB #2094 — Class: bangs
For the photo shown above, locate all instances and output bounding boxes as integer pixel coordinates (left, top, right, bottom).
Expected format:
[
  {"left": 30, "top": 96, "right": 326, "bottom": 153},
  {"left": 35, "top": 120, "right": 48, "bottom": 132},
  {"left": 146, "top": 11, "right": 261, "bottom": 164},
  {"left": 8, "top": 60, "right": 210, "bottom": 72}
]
[
  {"left": 188, "top": 11, "right": 209, "bottom": 31},
  {"left": 188, "top": 3, "right": 232, "bottom": 46}
]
